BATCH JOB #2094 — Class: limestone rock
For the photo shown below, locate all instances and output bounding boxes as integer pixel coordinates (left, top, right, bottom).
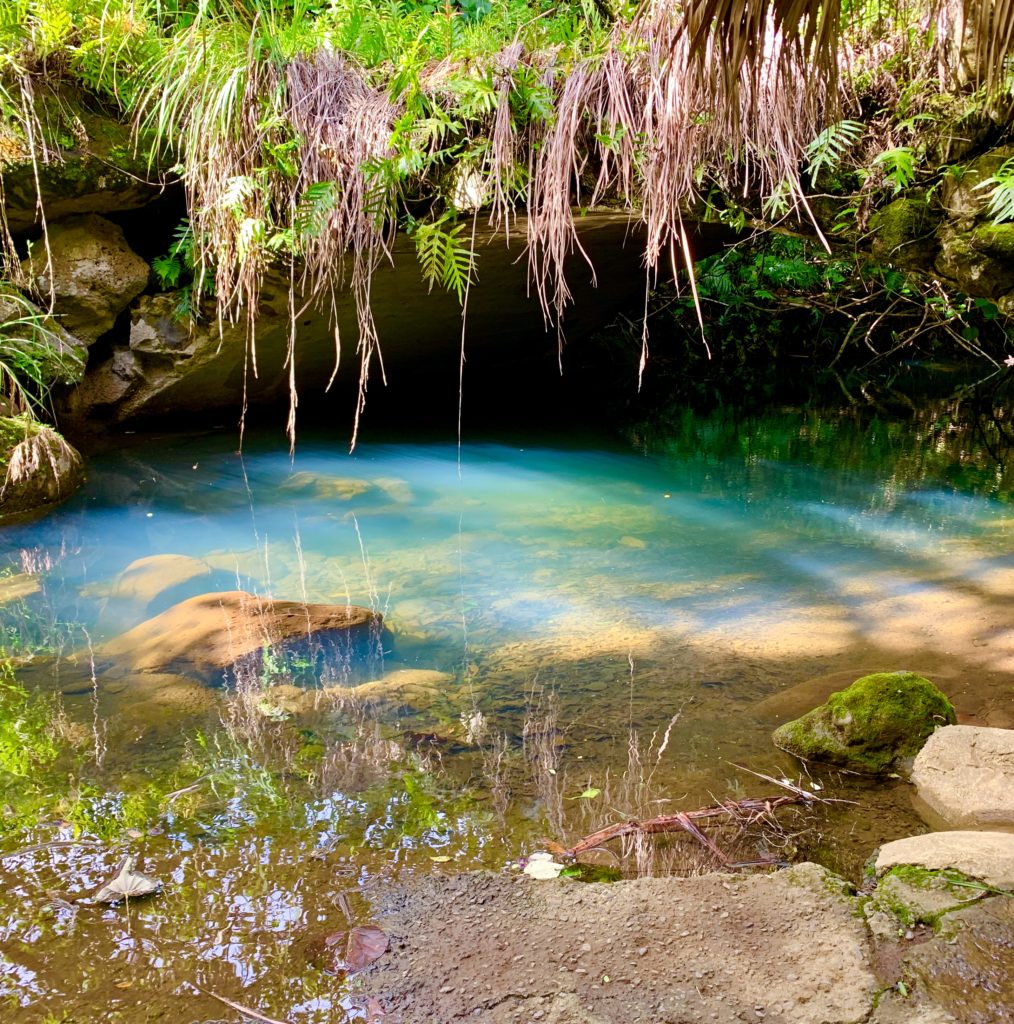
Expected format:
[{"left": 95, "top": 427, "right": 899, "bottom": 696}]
[
  {"left": 900, "top": 896, "right": 1014, "bottom": 1023},
  {"left": 0, "top": 417, "right": 85, "bottom": 519},
  {"left": 113, "top": 555, "right": 213, "bottom": 606},
  {"left": 968, "top": 221, "right": 1014, "bottom": 262},
  {"left": 280, "top": 471, "right": 372, "bottom": 501},
  {"left": 772, "top": 670, "right": 956, "bottom": 775},
  {"left": 935, "top": 226, "right": 1014, "bottom": 298},
  {"left": 93, "top": 554, "right": 227, "bottom": 634},
  {"left": 0, "top": 572, "right": 40, "bottom": 604},
  {"left": 910, "top": 725, "right": 1014, "bottom": 830},
  {"left": 870, "top": 197, "right": 938, "bottom": 269},
  {"left": 2, "top": 95, "right": 160, "bottom": 233},
  {"left": 373, "top": 863, "right": 879, "bottom": 1024},
  {"left": 21, "top": 214, "right": 150, "bottom": 343},
  {"left": 61, "top": 292, "right": 267, "bottom": 430},
  {"left": 939, "top": 145, "right": 1014, "bottom": 227},
  {"left": 0, "top": 286, "right": 88, "bottom": 385},
  {"left": 95, "top": 590, "right": 383, "bottom": 682},
  {"left": 876, "top": 831, "right": 1014, "bottom": 890},
  {"left": 340, "top": 668, "right": 454, "bottom": 713}
]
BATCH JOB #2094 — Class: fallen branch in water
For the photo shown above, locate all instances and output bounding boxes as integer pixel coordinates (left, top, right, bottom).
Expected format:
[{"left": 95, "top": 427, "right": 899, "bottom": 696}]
[
  {"left": 550, "top": 793, "right": 813, "bottom": 862},
  {"left": 195, "top": 987, "right": 293, "bottom": 1024},
  {"left": 0, "top": 839, "right": 105, "bottom": 862}
]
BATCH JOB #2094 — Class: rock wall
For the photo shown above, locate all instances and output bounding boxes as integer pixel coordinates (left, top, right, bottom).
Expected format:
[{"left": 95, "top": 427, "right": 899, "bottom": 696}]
[{"left": 5, "top": 104, "right": 1014, "bottom": 437}]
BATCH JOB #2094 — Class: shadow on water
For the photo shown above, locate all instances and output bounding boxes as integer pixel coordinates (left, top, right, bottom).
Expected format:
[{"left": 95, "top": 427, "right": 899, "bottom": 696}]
[{"left": 1, "top": 385, "right": 1014, "bottom": 1021}]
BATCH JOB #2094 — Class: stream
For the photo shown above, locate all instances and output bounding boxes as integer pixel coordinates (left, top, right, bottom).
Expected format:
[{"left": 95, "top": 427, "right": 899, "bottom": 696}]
[{"left": 1, "top": 400, "right": 1012, "bottom": 1021}]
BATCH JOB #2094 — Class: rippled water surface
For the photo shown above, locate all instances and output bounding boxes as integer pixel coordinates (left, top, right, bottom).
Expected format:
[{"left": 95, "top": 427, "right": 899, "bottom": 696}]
[{"left": 1, "top": 405, "right": 1013, "bottom": 1021}]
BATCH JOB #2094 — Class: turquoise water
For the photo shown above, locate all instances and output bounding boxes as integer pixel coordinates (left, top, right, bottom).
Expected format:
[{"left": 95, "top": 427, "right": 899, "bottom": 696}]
[
  {"left": 7, "top": 412, "right": 1014, "bottom": 684},
  {"left": 2, "top": 406, "right": 1013, "bottom": 1022}
]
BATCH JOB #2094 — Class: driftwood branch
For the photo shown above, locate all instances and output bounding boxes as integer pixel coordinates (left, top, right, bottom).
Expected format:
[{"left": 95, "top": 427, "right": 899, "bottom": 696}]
[{"left": 551, "top": 793, "right": 814, "bottom": 863}]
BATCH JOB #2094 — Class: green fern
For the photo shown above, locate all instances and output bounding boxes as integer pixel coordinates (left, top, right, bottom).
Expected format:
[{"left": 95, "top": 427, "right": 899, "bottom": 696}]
[
  {"left": 873, "top": 146, "right": 917, "bottom": 195},
  {"left": 805, "top": 119, "right": 864, "bottom": 186},
  {"left": 413, "top": 215, "right": 477, "bottom": 305},
  {"left": 974, "top": 157, "right": 1014, "bottom": 223},
  {"left": 294, "top": 181, "right": 340, "bottom": 240}
]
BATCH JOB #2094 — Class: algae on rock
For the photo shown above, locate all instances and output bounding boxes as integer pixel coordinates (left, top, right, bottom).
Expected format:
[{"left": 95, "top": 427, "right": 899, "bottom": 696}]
[
  {"left": 0, "top": 415, "right": 85, "bottom": 519},
  {"left": 772, "top": 670, "right": 956, "bottom": 775}
]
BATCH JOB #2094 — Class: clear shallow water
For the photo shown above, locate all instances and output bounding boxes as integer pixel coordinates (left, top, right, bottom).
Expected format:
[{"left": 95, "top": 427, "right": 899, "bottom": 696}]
[{"left": 1, "top": 406, "right": 1014, "bottom": 1021}]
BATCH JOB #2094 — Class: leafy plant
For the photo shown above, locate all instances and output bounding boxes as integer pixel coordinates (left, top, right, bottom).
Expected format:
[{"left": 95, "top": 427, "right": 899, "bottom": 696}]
[
  {"left": 412, "top": 213, "right": 477, "bottom": 304},
  {"left": 974, "top": 156, "right": 1014, "bottom": 223},
  {"left": 0, "top": 656, "right": 59, "bottom": 778},
  {"left": 873, "top": 146, "right": 917, "bottom": 194},
  {"left": 805, "top": 119, "right": 864, "bottom": 186},
  {"left": 151, "top": 220, "right": 214, "bottom": 319},
  {"left": 0, "top": 286, "right": 83, "bottom": 415}
]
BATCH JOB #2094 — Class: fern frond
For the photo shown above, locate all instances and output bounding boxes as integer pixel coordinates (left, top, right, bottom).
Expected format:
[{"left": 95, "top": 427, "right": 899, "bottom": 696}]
[
  {"left": 414, "top": 216, "right": 476, "bottom": 305},
  {"left": 295, "top": 182, "right": 340, "bottom": 240},
  {"left": 873, "top": 147, "right": 917, "bottom": 195},
  {"left": 805, "top": 119, "right": 864, "bottom": 186},
  {"left": 974, "top": 157, "right": 1014, "bottom": 224}
]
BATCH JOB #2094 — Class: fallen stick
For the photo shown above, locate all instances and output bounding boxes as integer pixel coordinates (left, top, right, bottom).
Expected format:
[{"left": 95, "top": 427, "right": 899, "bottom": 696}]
[
  {"left": 551, "top": 793, "right": 812, "bottom": 860},
  {"left": 195, "top": 987, "right": 293, "bottom": 1024}
]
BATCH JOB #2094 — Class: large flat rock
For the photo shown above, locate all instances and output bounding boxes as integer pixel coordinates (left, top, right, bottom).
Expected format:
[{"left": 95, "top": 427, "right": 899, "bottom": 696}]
[
  {"left": 94, "top": 589, "right": 382, "bottom": 682},
  {"left": 876, "top": 831, "right": 1014, "bottom": 890},
  {"left": 911, "top": 725, "right": 1014, "bottom": 831},
  {"left": 370, "top": 864, "right": 877, "bottom": 1023}
]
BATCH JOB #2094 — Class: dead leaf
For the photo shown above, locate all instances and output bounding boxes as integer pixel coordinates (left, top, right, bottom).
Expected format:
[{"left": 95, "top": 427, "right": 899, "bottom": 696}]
[
  {"left": 93, "top": 856, "right": 162, "bottom": 904},
  {"left": 317, "top": 925, "right": 389, "bottom": 976},
  {"left": 523, "top": 852, "right": 565, "bottom": 880}
]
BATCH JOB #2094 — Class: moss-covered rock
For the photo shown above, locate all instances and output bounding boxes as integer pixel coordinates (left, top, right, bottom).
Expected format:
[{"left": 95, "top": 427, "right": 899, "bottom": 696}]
[
  {"left": 968, "top": 221, "right": 1014, "bottom": 261},
  {"left": 0, "top": 415, "right": 85, "bottom": 520},
  {"left": 870, "top": 197, "right": 938, "bottom": 269},
  {"left": 1, "top": 89, "right": 162, "bottom": 233},
  {"left": 772, "top": 670, "right": 956, "bottom": 775},
  {"left": 939, "top": 145, "right": 1014, "bottom": 227},
  {"left": 935, "top": 226, "right": 1014, "bottom": 298}
]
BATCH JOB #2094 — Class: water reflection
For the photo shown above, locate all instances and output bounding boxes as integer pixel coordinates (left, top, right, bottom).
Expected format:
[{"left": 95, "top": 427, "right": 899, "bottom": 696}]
[{"left": 1, "top": 403, "right": 1013, "bottom": 1018}]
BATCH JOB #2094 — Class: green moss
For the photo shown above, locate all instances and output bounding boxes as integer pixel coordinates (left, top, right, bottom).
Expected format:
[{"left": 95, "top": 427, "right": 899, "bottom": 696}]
[
  {"left": 870, "top": 197, "right": 937, "bottom": 267},
  {"left": 970, "top": 222, "right": 1014, "bottom": 261},
  {"left": 887, "top": 864, "right": 1014, "bottom": 899},
  {"left": 772, "top": 671, "right": 955, "bottom": 774}
]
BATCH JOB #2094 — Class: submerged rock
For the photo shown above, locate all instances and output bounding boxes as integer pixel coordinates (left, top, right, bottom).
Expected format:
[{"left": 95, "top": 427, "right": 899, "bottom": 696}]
[
  {"left": 910, "top": 725, "right": 1014, "bottom": 831},
  {"left": 0, "top": 416, "right": 85, "bottom": 519},
  {"left": 93, "top": 553, "right": 219, "bottom": 633},
  {"left": 772, "top": 670, "right": 955, "bottom": 775},
  {"left": 340, "top": 668, "right": 455, "bottom": 713},
  {"left": 95, "top": 590, "right": 382, "bottom": 682}
]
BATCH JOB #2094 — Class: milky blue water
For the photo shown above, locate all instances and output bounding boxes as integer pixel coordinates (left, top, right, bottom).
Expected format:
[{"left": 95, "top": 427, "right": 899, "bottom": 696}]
[{"left": 2, "top": 408, "right": 1013, "bottom": 1021}]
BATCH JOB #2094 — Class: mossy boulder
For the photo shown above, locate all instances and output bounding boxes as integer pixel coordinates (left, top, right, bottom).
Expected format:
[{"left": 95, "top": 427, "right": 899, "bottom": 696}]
[
  {"left": 870, "top": 197, "right": 938, "bottom": 269},
  {"left": 935, "top": 226, "right": 1014, "bottom": 298},
  {"left": 0, "top": 416, "right": 85, "bottom": 519},
  {"left": 968, "top": 221, "right": 1014, "bottom": 262},
  {"left": 1, "top": 88, "right": 161, "bottom": 233},
  {"left": 772, "top": 671, "right": 956, "bottom": 775}
]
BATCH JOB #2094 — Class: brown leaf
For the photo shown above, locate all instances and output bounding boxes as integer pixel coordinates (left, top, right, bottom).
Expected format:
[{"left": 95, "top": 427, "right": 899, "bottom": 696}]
[{"left": 316, "top": 925, "right": 389, "bottom": 976}]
